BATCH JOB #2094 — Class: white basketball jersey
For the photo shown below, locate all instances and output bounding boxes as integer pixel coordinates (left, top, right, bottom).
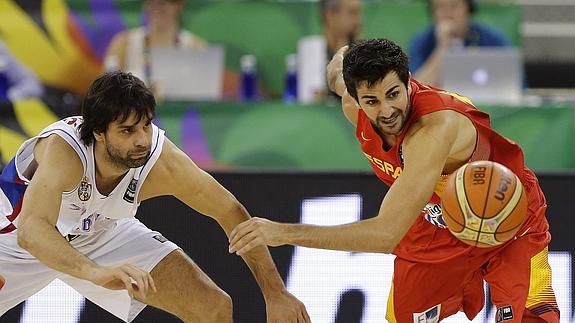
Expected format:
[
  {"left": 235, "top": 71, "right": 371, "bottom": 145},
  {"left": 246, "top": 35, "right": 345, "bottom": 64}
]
[{"left": 8, "top": 116, "right": 165, "bottom": 236}]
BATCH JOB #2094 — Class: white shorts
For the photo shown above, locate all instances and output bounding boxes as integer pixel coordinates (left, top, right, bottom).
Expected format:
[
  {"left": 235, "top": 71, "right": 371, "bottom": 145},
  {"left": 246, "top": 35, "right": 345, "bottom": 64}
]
[{"left": 0, "top": 217, "right": 179, "bottom": 322}]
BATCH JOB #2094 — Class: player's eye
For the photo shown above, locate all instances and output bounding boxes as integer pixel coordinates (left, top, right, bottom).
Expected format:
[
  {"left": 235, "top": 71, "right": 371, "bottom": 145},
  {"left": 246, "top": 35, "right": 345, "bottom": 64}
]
[{"left": 388, "top": 91, "right": 399, "bottom": 99}]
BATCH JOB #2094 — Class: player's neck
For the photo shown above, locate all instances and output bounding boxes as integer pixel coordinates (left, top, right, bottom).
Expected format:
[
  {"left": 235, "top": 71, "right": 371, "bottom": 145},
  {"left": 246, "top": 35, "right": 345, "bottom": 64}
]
[
  {"left": 147, "top": 25, "right": 179, "bottom": 47},
  {"left": 93, "top": 143, "right": 129, "bottom": 192}
]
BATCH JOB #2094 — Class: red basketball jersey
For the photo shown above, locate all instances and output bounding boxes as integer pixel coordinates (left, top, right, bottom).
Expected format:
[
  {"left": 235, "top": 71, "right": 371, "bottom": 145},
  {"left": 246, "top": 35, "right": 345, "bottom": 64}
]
[{"left": 355, "top": 79, "right": 550, "bottom": 263}]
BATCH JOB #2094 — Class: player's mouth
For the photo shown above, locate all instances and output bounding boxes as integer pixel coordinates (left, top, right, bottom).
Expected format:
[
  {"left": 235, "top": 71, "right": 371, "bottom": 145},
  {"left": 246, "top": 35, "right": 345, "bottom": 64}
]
[
  {"left": 130, "top": 150, "right": 150, "bottom": 158},
  {"left": 378, "top": 114, "right": 399, "bottom": 127}
]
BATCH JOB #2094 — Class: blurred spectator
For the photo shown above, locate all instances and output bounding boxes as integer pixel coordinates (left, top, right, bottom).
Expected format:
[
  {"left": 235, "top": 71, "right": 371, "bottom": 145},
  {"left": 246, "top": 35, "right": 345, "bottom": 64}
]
[
  {"left": 0, "top": 40, "right": 44, "bottom": 102},
  {"left": 104, "top": 0, "right": 239, "bottom": 99},
  {"left": 321, "top": 0, "right": 363, "bottom": 99},
  {"left": 321, "top": 0, "right": 363, "bottom": 60},
  {"left": 408, "top": 0, "right": 511, "bottom": 86}
]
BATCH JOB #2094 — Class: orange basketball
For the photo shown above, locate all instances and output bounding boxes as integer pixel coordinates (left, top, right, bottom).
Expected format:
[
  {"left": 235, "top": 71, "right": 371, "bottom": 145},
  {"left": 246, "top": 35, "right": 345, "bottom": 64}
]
[
  {"left": 441, "top": 160, "right": 527, "bottom": 248},
  {"left": 0, "top": 274, "right": 5, "bottom": 290}
]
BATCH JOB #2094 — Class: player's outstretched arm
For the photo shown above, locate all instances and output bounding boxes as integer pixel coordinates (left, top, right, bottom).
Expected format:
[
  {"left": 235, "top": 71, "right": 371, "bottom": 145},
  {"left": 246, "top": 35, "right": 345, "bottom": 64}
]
[
  {"left": 229, "top": 111, "right": 464, "bottom": 255},
  {"left": 17, "top": 135, "right": 155, "bottom": 299},
  {"left": 326, "top": 45, "right": 360, "bottom": 126},
  {"left": 143, "top": 139, "right": 310, "bottom": 323}
]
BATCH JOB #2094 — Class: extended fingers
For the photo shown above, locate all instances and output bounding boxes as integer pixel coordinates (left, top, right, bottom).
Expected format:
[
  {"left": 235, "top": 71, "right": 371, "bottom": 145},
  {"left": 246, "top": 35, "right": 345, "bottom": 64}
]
[
  {"left": 229, "top": 229, "right": 261, "bottom": 255},
  {"left": 229, "top": 218, "right": 256, "bottom": 243},
  {"left": 121, "top": 265, "right": 155, "bottom": 299}
]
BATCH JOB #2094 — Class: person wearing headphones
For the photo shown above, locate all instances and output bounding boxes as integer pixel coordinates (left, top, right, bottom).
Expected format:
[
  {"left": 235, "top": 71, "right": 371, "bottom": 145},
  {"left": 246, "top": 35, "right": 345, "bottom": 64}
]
[{"left": 408, "top": 0, "right": 511, "bottom": 86}]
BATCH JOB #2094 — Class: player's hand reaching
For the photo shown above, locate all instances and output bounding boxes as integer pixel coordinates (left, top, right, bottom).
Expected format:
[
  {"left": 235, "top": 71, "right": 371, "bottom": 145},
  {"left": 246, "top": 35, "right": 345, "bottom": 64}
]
[
  {"left": 265, "top": 289, "right": 311, "bottom": 323},
  {"left": 229, "top": 217, "right": 287, "bottom": 256},
  {"left": 89, "top": 264, "right": 157, "bottom": 300},
  {"left": 326, "top": 45, "right": 348, "bottom": 95},
  {"left": 435, "top": 20, "right": 457, "bottom": 48}
]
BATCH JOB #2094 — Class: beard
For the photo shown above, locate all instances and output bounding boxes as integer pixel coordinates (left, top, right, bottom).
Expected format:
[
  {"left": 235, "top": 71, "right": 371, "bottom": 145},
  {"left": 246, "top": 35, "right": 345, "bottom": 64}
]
[{"left": 105, "top": 141, "right": 150, "bottom": 169}]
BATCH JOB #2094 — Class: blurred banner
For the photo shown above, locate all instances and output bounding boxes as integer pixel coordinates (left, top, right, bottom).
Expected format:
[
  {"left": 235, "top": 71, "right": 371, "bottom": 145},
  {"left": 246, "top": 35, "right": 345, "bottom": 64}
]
[
  {"left": 0, "top": 0, "right": 521, "bottom": 97},
  {"left": 2, "top": 100, "right": 575, "bottom": 171},
  {"left": 1, "top": 172, "right": 573, "bottom": 322}
]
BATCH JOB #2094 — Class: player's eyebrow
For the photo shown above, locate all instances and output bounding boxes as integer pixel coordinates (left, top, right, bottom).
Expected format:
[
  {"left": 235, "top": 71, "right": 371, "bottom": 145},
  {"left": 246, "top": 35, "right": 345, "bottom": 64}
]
[
  {"left": 117, "top": 116, "right": 153, "bottom": 129},
  {"left": 385, "top": 85, "right": 399, "bottom": 96}
]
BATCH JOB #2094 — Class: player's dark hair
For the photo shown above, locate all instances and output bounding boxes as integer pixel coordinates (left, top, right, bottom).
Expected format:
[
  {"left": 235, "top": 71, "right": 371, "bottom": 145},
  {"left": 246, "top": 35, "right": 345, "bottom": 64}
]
[
  {"left": 343, "top": 38, "right": 409, "bottom": 102},
  {"left": 79, "top": 71, "right": 155, "bottom": 145}
]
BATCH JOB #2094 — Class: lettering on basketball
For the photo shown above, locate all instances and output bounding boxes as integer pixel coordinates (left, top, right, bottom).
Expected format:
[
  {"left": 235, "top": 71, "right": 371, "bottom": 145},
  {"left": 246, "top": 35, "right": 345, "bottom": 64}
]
[
  {"left": 472, "top": 166, "right": 486, "bottom": 185},
  {"left": 494, "top": 174, "right": 513, "bottom": 201}
]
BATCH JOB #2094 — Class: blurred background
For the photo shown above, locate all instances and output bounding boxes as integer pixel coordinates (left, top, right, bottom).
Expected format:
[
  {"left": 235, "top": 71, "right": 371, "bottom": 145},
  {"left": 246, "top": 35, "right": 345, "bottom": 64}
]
[{"left": 0, "top": 0, "right": 573, "bottom": 322}]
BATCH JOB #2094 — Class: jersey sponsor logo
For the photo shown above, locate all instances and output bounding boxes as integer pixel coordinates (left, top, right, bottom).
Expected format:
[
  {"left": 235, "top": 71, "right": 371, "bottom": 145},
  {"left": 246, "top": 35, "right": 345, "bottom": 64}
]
[
  {"left": 153, "top": 234, "right": 167, "bottom": 243},
  {"left": 413, "top": 304, "right": 440, "bottom": 323},
  {"left": 361, "top": 131, "right": 373, "bottom": 141},
  {"left": 363, "top": 153, "right": 402, "bottom": 179},
  {"left": 123, "top": 179, "right": 138, "bottom": 203},
  {"left": 63, "top": 117, "right": 80, "bottom": 128},
  {"left": 423, "top": 203, "right": 447, "bottom": 229},
  {"left": 78, "top": 177, "right": 92, "bottom": 201},
  {"left": 496, "top": 305, "right": 514, "bottom": 322}
]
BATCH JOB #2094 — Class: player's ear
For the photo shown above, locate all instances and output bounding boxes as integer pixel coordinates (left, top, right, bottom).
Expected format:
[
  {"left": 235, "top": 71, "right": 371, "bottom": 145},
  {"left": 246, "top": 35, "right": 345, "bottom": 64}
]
[{"left": 93, "top": 131, "right": 105, "bottom": 142}]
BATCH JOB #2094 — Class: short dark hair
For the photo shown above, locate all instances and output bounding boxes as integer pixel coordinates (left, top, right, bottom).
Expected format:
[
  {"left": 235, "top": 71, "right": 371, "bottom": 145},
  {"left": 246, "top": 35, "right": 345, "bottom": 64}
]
[
  {"left": 343, "top": 38, "right": 409, "bottom": 101},
  {"left": 79, "top": 71, "right": 155, "bottom": 145}
]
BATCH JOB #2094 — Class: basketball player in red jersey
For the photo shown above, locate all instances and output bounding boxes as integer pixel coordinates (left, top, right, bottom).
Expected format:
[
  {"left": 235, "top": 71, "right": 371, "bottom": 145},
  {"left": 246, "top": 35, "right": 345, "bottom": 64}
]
[{"left": 229, "top": 38, "right": 559, "bottom": 322}]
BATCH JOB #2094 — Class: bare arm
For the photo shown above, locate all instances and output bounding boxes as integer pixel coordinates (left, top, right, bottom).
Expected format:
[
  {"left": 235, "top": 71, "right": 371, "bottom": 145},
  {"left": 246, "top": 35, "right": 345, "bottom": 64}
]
[
  {"left": 103, "top": 32, "right": 128, "bottom": 71},
  {"left": 142, "top": 139, "right": 309, "bottom": 321},
  {"left": 413, "top": 21, "right": 456, "bottom": 86},
  {"left": 230, "top": 111, "right": 463, "bottom": 254},
  {"left": 17, "top": 135, "right": 155, "bottom": 298},
  {"left": 326, "top": 45, "right": 360, "bottom": 126}
]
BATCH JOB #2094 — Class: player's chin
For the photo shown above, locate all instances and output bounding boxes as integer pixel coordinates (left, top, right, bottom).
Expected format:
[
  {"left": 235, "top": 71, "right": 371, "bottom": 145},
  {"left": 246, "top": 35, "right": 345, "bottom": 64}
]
[{"left": 127, "top": 156, "right": 149, "bottom": 168}]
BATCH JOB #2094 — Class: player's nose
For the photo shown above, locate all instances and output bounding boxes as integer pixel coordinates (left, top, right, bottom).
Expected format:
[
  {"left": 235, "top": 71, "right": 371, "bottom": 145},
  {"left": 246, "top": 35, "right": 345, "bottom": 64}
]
[
  {"left": 134, "top": 129, "right": 150, "bottom": 147},
  {"left": 378, "top": 104, "right": 395, "bottom": 118}
]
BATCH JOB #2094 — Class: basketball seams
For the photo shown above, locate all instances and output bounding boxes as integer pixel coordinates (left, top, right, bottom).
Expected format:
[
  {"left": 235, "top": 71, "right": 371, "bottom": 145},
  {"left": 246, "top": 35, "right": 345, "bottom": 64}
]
[
  {"left": 442, "top": 161, "right": 526, "bottom": 248},
  {"left": 494, "top": 186, "right": 526, "bottom": 239},
  {"left": 474, "top": 161, "right": 495, "bottom": 246}
]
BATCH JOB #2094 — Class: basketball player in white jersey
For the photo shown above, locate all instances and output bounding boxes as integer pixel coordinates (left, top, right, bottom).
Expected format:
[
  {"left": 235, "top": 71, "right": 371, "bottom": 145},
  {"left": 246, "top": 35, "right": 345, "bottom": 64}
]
[{"left": 0, "top": 71, "right": 310, "bottom": 322}]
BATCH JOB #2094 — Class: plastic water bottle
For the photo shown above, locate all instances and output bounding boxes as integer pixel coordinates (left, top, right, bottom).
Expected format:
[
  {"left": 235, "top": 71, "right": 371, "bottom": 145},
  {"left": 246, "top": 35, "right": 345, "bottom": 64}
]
[
  {"left": 240, "top": 55, "right": 257, "bottom": 101},
  {"left": 283, "top": 54, "right": 298, "bottom": 103},
  {"left": 0, "top": 57, "right": 9, "bottom": 101}
]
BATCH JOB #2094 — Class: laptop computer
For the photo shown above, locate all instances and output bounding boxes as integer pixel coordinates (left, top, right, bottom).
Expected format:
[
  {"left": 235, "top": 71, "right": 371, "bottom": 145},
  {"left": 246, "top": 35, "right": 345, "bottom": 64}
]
[
  {"left": 441, "top": 48, "right": 523, "bottom": 105},
  {"left": 150, "top": 46, "right": 224, "bottom": 101}
]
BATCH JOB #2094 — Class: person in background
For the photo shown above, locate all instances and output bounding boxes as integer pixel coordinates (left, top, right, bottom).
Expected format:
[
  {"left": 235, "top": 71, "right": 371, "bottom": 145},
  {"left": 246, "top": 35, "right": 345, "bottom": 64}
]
[
  {"left": 408, "top": 0, "right": 511, "bottom": 86},
  {"left": 0, "top": 40, "right": 43, "bottom": 102},
  {"left": 321, "top": 0, "right": 363, "bottom": 99},
  {"left": 321, "top": 0, "right": 363, "bottom": 61},
  {"left": 104, "top": 0, "right": 238, "bottom": 99}
]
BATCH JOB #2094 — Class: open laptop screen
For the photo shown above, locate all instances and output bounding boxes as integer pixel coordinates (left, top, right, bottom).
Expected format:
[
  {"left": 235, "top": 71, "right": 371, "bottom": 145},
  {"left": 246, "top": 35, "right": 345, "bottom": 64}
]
[
  {"left": 150, "top": 46, "right": 224, "bottom": 101},
  {"left": 441, "top": 48, "right": 522, "bottom": 105}
]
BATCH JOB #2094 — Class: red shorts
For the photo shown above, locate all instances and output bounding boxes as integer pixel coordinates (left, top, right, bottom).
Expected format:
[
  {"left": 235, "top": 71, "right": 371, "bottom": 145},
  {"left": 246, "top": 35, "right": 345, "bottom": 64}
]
[{"left": 386, "top": 232, "right": 560, "bottom": 323}]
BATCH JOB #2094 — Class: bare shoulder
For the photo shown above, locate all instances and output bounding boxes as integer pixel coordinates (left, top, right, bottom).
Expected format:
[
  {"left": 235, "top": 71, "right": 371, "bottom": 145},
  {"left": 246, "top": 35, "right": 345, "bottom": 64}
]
[
  {"left": 407, "top": 109, "right": 470, "bottom": 140},
  {"left": 33, "top": 134, "right": 84, "bottom": 191},
  {"left": 139, "top": 138, "right": 201, "bottom": 201},
  {"left": 404, "top": 109, "right": 476, "bottom": 170}
]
